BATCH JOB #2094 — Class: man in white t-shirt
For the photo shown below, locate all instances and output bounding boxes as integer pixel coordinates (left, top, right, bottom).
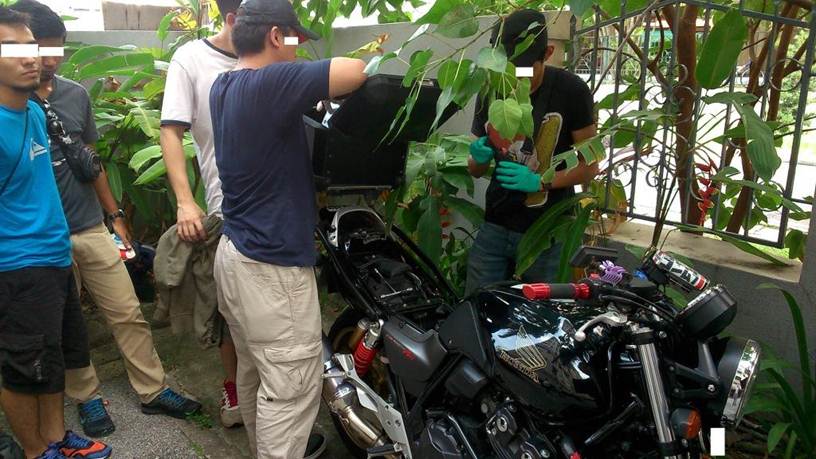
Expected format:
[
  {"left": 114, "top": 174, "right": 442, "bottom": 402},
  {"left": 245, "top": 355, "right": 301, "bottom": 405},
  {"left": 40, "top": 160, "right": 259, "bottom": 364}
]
[{"left": 159, "top": 0, "right": 244, "bottom": 431}]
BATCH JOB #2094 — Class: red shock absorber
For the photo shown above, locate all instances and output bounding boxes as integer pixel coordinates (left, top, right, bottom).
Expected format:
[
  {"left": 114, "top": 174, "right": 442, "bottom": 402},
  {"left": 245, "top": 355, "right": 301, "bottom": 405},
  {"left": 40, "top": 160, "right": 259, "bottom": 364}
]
[{"left": 353, "top": 321, "right": 382, "bottom": 376}]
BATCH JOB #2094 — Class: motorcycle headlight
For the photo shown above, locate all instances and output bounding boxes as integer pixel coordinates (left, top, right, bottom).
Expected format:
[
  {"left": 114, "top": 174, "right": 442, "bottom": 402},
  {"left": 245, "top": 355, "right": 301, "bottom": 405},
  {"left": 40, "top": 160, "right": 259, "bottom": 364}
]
[{"left": 715, "top": 338, "right": 761, "bottom": 427}]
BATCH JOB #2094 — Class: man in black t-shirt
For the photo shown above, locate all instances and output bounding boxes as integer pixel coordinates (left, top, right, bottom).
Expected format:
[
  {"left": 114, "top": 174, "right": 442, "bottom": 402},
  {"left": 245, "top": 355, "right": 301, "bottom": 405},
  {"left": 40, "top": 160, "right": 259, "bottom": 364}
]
[{"left": 465, "top": 9, "right": 598, "bottom": 294}]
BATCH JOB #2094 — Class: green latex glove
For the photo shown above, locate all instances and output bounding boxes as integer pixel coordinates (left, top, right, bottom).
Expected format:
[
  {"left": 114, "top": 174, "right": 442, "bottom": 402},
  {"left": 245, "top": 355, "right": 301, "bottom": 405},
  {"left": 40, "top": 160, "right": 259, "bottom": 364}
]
[
  {"left": 469, "top": 136, "right": 496, "bottom": 165},
  {"left": 495, "top": 161, "right": 542, "bottom": 193}
]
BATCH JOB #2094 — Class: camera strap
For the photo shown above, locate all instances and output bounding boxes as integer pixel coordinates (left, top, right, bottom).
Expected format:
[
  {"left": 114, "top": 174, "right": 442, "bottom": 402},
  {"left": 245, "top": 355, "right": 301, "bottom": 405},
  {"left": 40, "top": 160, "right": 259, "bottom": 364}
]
[
  {"left": 0, "top": 108, "right": 29, "bottom": 199},
  {"left": 30, "top": 93, "right": 74, "bottom": 147},
  {"left": 30, "top": 93, "right": 101, "bottom": 183}
]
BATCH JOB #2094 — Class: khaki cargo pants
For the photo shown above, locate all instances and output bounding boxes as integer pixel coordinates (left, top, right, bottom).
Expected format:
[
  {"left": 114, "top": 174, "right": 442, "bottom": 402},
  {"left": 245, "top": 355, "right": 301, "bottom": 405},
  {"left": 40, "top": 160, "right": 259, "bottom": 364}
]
[
  {"left": 214, "top": 238, "right": 322, "bottom": 459},
  {"left": 65, "top": 223, "right": 167, "bottom": 403}
]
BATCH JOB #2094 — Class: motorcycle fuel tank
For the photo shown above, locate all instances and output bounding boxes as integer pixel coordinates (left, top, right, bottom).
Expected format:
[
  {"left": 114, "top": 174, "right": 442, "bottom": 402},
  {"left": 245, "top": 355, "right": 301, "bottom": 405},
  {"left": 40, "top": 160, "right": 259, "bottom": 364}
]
[{"left": 476, "top": 286, "right": 607, "bottom": 421}]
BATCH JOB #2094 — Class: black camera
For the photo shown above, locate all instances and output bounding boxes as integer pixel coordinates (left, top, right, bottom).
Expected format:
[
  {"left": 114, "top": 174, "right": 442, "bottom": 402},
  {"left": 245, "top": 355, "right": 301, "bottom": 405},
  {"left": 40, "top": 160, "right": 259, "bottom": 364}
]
[{"left": 40, "top": 97, "right": 102, "bottom": 183}]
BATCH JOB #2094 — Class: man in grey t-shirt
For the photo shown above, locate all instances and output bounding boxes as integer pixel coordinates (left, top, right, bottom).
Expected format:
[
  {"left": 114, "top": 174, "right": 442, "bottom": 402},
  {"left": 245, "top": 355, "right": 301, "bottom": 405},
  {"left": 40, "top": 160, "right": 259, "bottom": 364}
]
[
  {"left": 46, "top": 75, "right": 103, "bottom": 234},
  {"left": 13, "top": 0, "right": 202, "bottom": 438}
]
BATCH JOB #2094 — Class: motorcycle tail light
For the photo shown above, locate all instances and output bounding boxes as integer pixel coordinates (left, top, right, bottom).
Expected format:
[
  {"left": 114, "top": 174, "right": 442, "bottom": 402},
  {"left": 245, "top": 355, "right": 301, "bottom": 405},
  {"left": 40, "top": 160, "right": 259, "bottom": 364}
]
[{"left": 671, "top": 408, "right": 702, "bottom": 440}]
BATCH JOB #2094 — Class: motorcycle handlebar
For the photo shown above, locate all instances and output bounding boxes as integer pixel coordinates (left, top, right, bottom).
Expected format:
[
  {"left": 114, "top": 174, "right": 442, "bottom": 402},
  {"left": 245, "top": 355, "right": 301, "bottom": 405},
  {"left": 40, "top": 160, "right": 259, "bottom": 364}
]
[{"left": 522, "top": 282, "right": 592, "bottom": 301}]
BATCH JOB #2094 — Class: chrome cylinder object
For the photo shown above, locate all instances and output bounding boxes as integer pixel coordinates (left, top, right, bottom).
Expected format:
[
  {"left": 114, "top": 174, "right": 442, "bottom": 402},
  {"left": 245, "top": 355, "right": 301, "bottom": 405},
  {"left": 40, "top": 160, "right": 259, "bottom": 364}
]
[
  {"left": 635, "top": 327, "right": 679, "bottom": 459},
  {"left": 322, "top": 337, "right": 389, "bottom": 451}
]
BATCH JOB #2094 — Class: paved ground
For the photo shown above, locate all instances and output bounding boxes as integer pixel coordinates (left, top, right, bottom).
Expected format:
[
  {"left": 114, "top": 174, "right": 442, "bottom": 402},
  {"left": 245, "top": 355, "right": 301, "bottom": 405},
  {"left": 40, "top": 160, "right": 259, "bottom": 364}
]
[{"left": 0, "top": 298, "right": 356, "bottom": 458}]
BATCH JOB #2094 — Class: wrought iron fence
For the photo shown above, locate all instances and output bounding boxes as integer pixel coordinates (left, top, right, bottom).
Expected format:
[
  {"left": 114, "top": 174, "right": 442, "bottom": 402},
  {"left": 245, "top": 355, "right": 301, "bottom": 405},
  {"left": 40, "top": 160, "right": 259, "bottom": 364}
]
[{"left": 568, "top": 0, "right": 815, "bottom": 248}]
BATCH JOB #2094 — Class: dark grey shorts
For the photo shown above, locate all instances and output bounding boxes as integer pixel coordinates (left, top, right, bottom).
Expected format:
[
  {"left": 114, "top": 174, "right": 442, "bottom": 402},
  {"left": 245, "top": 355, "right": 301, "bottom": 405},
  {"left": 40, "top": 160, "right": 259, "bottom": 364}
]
[{"left": 0, "top": 267, "right": 90, "bottom": 394}]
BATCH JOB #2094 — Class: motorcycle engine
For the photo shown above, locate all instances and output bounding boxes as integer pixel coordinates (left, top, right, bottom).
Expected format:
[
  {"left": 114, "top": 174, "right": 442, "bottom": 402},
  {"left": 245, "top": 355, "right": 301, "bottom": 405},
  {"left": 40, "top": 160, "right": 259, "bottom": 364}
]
[{"left": 485, "top": 402, "right": 559, "bottom": 459}]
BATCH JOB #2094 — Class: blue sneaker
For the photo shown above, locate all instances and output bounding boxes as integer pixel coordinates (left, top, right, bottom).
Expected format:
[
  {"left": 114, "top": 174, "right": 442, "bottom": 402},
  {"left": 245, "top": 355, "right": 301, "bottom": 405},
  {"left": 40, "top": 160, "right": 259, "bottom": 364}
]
[
  {"left": 59, "top": 431, "right": 111, "bottom": 459},
  {"left": 77, "top": 398, "right": 115, "bottom": 437},
  {"left": 35, "top": 443, "right": 67, "bottom": 459},
  {"left": 140, "top": 387, "right": 202, "bottom": 419}
]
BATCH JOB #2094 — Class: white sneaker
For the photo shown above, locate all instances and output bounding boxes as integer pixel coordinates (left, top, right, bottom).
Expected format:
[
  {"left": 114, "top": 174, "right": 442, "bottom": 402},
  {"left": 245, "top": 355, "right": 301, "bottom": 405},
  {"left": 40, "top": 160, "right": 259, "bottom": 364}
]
[{"left": 220, "top": 386, "right": 243, "bottom": 428}]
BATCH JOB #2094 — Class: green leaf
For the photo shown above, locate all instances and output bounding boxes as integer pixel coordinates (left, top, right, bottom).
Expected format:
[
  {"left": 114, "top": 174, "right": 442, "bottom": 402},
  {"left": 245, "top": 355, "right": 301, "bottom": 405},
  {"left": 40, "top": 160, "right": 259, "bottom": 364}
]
[
  {"left": 705, "top": 94, "right": 780, "bottom": 181},
  {"left": 696, "top": 10, "right": 747, "bottom": 89},
  {"left": 157, "top": 12, "right": 174, "bottom": 42},
  {"left": 677, "top": 224, "right": 787, "bottom": 266},
  {"left": 364, "top": 52, "right": 396, "bottom": 76},
  {"left": 734, "top": 104, "right": 780, "bottom": 181},
  {"left": 453, "top": 68, "right": 486, "bottom": 107},
  {"left": 133, "top": 158, "right": 167, "bottom": 185},
  {"left": 417, "top": 195, "right": 442, "bottom": 264},
  {"left": 515, "top": 193, "right": 591, "bottom": 276},
  {"left": 435, "top": 4, "right": 478, "bottom": 38},
  {"left": 597, "top": 84, "right": 640, "bottom": 110},
  {"left": 599, "top": 0, "right": 648, "bottom": 16},
  {"left": 768, "top": 422, "right": 791, "bottom": 453},
  {"left": 476, "top": 46, "right": 508, "bottom": 73},
  {"left": 444, "top": 195, "right": 484, "bottom": 225},
  {"left": 509, "top": 34, "right": 536, "bottom": 62},
  {"left": 431, "top": 85, "right": 455, "bottom": 133},
  {"left": 67, "top": 45, "right": 132, "bottom": 66},
  {"left": 785, "top": 229, "right": 807, "bottom": 260},
  {"left": 702, "top": 92, "right": 757, "bottom": 106},
  {"left": 76, "top": 53, "right": 155, "bottom": 80},
  {"left": 441, "top": 168, "right": 474, "bottom": 197},
  {"left": 568, "top": 0, "right": 595, "bottom": 17},
  {"left": 556, "top": 204, "right": 593, "bottom": 282},
  {"left": 106, "top": 163, "right": 123, "bottom": 202},
  {"left": 129, "top": 107, "right": 161, "bottom": 139},
  {"left": 142, "top": 77, "right": 166, "bottom": 100},
  {"left": 488, "top": 98, "right": 522, "bottom": 140},
  {"left": 416, "top": 0, "right": 459, "bottom": 25},
  {"left": 757, "top": 283, "right": 812, "bottom": 401},
  {"left": 402, "top": 49, "right": 433, "bottom": 87},
  {"left": 129, "top": 145, "right": 163, "bottom": 171},
  {"left": 519, "top": 103, "right": 534, "bottom": 138},
  {"left": 437, "top": 58, "right": 471, "bottom": 89},
  {"left": 766, "top": 369, "right": 809, "bottom": 440}
]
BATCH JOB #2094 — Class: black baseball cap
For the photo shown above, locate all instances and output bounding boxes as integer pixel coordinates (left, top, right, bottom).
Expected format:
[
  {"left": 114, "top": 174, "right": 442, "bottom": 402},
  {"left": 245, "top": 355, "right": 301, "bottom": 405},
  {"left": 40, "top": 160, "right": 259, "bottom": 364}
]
[
  {"left": 236, "top": 0, "right": 320, "bottom": 42},
  {"left": 490, "top": 9, "right": 549, "bottom": 67}
]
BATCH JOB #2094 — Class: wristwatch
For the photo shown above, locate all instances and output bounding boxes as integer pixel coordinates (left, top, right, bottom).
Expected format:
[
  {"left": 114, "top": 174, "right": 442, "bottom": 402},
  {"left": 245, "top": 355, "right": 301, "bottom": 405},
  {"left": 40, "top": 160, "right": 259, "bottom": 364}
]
[{"left": 106, "top": 208, "right": 125, "bottom": 224}]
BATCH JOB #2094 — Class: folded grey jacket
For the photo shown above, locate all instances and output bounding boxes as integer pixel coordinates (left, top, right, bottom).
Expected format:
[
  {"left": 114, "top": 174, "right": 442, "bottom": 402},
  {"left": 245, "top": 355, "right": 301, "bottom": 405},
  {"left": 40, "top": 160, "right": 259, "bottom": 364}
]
[{"left": 153, "top": 215, "right": 223, "bottom": 348}]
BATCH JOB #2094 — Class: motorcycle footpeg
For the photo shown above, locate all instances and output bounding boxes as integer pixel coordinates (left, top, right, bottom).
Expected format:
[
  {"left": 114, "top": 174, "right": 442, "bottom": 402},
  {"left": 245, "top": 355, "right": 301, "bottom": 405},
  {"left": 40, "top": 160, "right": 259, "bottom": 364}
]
[{"left": 366, "top": 443, "right": 400, "bottom": 458}]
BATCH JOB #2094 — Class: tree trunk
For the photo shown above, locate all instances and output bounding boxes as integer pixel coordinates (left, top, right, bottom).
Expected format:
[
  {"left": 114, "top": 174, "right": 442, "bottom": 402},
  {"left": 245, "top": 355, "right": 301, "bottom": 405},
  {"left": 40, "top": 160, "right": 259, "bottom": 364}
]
[
  {"left": 724, "top": 5, "right": 797, "bottom": 233},
  {"left": 663, "top": 5, "right": 702, "bottom": 224}
]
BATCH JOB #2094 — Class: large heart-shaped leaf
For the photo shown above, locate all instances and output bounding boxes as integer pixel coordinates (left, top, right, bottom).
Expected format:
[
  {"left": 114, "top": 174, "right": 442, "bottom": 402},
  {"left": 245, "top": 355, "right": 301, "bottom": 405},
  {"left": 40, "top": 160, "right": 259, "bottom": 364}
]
[
  {"left": 444, "top": 195, "right": 484, "bottom": 225},
  {"left": 696, "top": 10, "right": 748, "bottom": 89},
  {"left": 488, "top": 98, "right": 522, "bottom": 140},
  {"left": 416, "top": 0, "right": 459, "bottom": 25},
  {"left": 476, "top": 46, "right": 508, "bottom": 73},
  {"left": 402, "top": 49, "right": 433, "bottom": 87},
  {"left": 435, "top": 4, "right": 478, "bottom": 38}
]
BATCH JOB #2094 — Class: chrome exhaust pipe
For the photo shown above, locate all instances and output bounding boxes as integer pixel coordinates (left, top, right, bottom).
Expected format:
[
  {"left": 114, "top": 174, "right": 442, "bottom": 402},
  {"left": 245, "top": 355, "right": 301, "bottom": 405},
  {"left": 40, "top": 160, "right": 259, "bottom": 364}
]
[{"left": 322, "top": 336, "right": 389, "bottom": 450}]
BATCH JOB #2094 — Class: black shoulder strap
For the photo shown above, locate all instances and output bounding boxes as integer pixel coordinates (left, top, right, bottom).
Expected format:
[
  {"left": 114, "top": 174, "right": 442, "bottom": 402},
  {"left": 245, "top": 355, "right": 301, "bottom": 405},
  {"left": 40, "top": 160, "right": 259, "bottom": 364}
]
[{"left": 0, "top": 108, "right": 29, "bottom": 199}]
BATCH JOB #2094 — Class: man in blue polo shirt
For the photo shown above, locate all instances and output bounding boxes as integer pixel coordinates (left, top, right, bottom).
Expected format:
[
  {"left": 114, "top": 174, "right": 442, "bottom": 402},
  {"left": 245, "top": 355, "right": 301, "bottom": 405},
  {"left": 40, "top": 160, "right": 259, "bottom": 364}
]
[
  {"left": 209, "top": 0, "right": 367, "bottom": 456},
  {"left": 0, "top": 7, "right": 110, "bottom": 459}
]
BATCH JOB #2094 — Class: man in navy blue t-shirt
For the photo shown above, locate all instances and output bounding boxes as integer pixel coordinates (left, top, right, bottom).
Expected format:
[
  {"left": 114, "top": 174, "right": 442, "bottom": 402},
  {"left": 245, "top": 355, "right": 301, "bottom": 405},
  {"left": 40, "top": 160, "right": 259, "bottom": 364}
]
[{"left": 209, "top": 0, "right": 367, "bottom": 456}]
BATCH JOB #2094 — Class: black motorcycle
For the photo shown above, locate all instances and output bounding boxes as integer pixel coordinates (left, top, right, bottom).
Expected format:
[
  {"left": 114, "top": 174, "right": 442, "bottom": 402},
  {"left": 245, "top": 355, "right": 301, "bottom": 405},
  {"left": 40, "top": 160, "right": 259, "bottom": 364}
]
[{"left": 308, "top": 76, "right": 761, "bottom": 459}]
